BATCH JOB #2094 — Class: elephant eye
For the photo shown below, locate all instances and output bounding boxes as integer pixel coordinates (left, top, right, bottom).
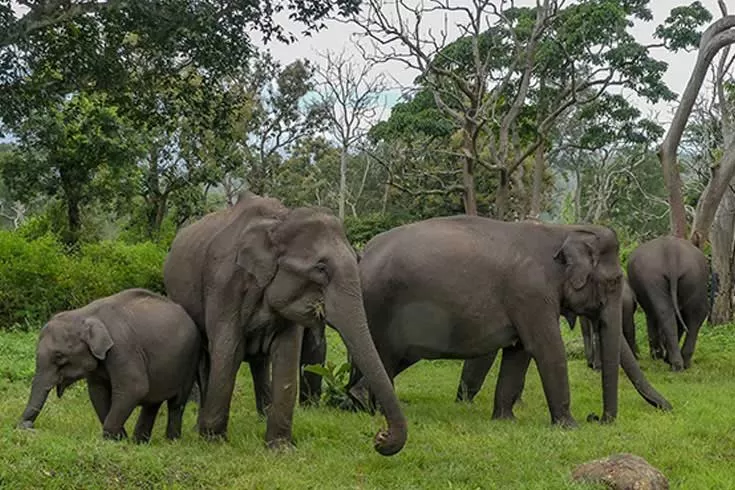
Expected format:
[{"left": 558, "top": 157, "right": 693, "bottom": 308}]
[{"left": 312, "top": 261, "right": 330, "bottom": 284}]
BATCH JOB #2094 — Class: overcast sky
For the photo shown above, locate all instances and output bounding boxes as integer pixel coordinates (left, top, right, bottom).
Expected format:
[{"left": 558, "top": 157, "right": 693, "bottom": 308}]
[{"left": 257, "top": 0, "right": 728, "bottom": 128}]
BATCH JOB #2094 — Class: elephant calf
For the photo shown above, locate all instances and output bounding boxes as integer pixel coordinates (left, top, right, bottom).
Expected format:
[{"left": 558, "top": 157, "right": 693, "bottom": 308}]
[{"left": 19, "top": 289, "right": 201, "bottom": 442}]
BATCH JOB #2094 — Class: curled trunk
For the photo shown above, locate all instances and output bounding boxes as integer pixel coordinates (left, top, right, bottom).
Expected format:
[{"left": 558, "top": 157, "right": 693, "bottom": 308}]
[
  {"left": 620, "top": 337, "right": 673, "bottom": 411},
  {"left": 325, "top": 275, "right": 407, "bottom": 456}
]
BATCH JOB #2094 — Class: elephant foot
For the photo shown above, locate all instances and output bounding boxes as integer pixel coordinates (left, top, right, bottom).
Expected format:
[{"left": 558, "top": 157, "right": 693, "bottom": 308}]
[
  {"left": 102, "top": 428, "right": 128, "bottom": 441},
  {"left": 133, "top": 434, "right": 152, "bottom": 444},
  {"left": 491, "top": 410, "right": 516, "bottom": 421},
  {"left": 199, "top": 426, "right": 228, "bottom": 442},
  {"left": 670, "top": 363, "right": 684, "bottom": 372},
  {"left": 552, "top": 415, "right": 578, "bottom": 429},
  {"left": 17, "top": 420, "right": 35, "bottom": 430},
  {"left": 586, "top": 412, "right": 616, "bottom": 424},
  {"left": 266, "top": 437, "right": 296, "bottom": 453}
]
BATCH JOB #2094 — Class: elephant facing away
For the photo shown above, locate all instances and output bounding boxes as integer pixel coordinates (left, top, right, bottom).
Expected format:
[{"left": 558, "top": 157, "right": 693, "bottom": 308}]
[
  {"left": 163, "top": 193, "right": 406, "bottom": 455},
  {"left": 627, "top": 236, "right": 709, "bottom": 371},
  {"left": 348, "top": 216, "right": 671, "bottom": 427},
  {"left": 18, "top": 289, "right": 201, "bottom": 442}
]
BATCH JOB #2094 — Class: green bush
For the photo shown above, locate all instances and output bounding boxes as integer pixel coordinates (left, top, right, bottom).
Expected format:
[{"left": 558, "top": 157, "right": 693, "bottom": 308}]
[
  {"left": 0, "top": 231, "right": 167, "bottom": 330},
  {"left": 343, "top": 212, "right": 414, "bottom": 249}
]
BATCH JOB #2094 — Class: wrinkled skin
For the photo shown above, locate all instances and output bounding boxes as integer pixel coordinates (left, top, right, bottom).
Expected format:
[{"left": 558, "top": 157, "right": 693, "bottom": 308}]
[
  {"left": 581, "top": 277, "right": 639, "bottom": 371},
  {"left": 627, "top": 236, "right": 709, "bottom": 371},
  {"left": 18, "top": 289, "right": 201, "bottom": 442},
  {"left": 163, "top": 193, "right": 406, "bottom": 455},
  {"left": 348, "top": 216, "right": 630, "bottom": 427}
]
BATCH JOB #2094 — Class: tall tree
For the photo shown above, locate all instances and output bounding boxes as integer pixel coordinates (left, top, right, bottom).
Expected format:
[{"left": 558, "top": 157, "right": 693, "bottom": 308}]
[
  {"left": 352, "top": 0, "right": 674, "bottom": 218},
  {"left": 2, "top": 92, "right": 139, "bottom": 243},
  {"left": 313, "top": 49, "right": 387, "bottom": 219},
  {"left": 656, "top": 1, "right": 735, "bottom": 240}
]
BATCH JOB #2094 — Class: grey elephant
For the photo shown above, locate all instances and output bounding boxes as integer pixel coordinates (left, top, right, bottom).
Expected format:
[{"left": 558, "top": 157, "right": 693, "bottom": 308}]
[
  {"left": 348, "top": 216, "right": 672, "bottom": 427},
  {"left": 163, "top": 192, "right": 406, "bottom": 455},
  {"left": 580, "top": 276, "right": 638, "bottom": 371},
  {"left": 627, "top": 236, "right": 709, "bottom": 371},
  {"left": 18, "top": 289, "right": 201, "bottom": 442},
  {"left": 456, "top": 277, "right": 638, "bottom": 403}
]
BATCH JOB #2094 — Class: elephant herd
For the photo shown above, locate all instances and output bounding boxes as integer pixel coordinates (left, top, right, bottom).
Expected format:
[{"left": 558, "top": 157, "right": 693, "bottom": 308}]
[{"left": 16, "top": 192, "right": 711, "bottom": 457}]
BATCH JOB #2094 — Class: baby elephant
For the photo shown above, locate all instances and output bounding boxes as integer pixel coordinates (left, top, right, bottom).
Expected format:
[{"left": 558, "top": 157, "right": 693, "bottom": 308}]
[{"left": 18, "top": 289, "right": 201, "bottom": 442}]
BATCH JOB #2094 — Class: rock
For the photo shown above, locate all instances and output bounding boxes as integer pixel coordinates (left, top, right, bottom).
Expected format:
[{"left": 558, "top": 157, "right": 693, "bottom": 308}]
[{"left": 572, "top": 453, "right": 668, "bottom": 490}]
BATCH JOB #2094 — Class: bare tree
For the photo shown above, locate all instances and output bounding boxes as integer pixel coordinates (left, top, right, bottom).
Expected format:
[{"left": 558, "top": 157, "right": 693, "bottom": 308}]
[
  {"left": 0, "top": 200, "right": 26, "bottom": 229},
  {"left": 313, "top": 49, "right": 387, "bottom": 219},
  {"left": 659, "top": 3, "right": 735, "bottom": 240}
]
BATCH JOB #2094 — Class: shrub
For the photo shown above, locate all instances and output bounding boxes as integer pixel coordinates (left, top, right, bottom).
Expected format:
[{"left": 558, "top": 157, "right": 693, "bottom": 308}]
[
  {"left": 343, "top": 212, "right": 414, "bottom": 249},
  {"left": 0, "top": 232, "right": 167, "bottom": 330}
]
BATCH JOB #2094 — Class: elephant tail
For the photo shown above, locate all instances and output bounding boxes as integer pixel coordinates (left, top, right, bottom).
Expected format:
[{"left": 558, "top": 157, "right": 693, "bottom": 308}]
[
  {"left": 619, "top": 338, "right": 672, "bottom": 411},
  {"left": 668, "top": 275, "right": 689, "bottom": 334}
]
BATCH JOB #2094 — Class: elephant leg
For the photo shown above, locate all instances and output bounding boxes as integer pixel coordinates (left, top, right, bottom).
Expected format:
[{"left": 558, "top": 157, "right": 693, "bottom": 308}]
[
  {"left": 299, "top": 324, "right": 326, "bottom": 407},
  {"left": 249, "top": 356, "right": 271, "bottom": 418},
  {"left": 645, "top": 313, "right": 664, "bottom": 360},
  {"left": 103, "top": 391, "right": 144, "bottom": 440},
  {"left": 580, "top": 318, "right": 601, "bottom": 370},
  {"left": 517, "top": 314, "right": 576, "bottom": 427},
  {"left": 133, "top": 403, "right": 162, "bottom": 443},
  {"left": 492, "top": 344, "right": 531, "bottom": 420},
  {"left": 87, "top": 379, "right": 111, "bottom": 425},
  {"left": 680, "top": 307, "right": 707, "bottom": 369},
  {"left": 166, "top": 398, "right": 186, "bottom": 440},
  {"left": 265, "top": 324, "right": 304, "bottom": 450},
  {"left": 652, "top": 298, "right": 684, "bottom": 371},
  {"left": 456, "top": 352, "right": 498, "bottom": 403},
  {"left": 198, "top": 331, "right": 246, "bottom": 439}
]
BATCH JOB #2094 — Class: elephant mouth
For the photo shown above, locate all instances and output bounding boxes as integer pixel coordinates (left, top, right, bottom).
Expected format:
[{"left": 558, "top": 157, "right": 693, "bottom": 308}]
[{"left": 56, "top": 378, "right": 76, "bottom": 398}]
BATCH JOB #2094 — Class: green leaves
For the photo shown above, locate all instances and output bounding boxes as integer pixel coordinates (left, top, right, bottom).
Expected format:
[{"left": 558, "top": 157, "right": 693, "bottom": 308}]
[{"left": 654, "top": 1, "right": 713, "bottom": 52}]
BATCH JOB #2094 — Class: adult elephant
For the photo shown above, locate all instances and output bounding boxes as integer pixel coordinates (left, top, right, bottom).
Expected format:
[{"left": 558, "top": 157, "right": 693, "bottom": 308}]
[
  {"left": 456, "top": 275, "right": 640, "bottom": 405},
  {"left": 348, "top": 216, "right": 670, "bottom": 427},
  {"left": 627, "top": 236, "right": 709, "bottom": 371},
  {"left": 163, "top": 193, "right": 406, "bottom": 455}
]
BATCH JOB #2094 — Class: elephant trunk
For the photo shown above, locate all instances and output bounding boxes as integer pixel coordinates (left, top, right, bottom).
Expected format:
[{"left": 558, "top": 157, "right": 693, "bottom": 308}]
[
  {"left": 325, "top": 274, "right": 407, "bottom": 457},
  {"left": 620, "top": 336, "right": 673, "bottom": 410},
  {"left": 597, "top": 301, "right": 622, "bottom": 422},
  {"left": 19, "top": 373, "right": 54, "bottom": 427}
]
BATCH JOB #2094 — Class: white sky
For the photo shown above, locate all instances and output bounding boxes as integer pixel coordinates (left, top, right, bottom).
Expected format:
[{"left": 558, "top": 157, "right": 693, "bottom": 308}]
[{"left": 257, "top": 0, "right": 729, "bottom": 128}]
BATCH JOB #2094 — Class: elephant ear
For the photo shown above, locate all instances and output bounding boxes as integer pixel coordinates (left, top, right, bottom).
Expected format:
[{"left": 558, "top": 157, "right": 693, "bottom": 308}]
[
  {"left": 82, "top": 317, "right": 114, "bottom": 360},
  {"left": 554, "top": 231, "right": 599, "bottom": 290},
  {"left": 236, "top": 219, "right": 281, "bottom": 288}
]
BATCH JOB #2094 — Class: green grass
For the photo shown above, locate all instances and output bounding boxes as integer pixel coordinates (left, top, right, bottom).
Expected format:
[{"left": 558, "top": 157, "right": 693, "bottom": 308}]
[{"left": 1, "top": 316, "right": 735, "bottom": 489}]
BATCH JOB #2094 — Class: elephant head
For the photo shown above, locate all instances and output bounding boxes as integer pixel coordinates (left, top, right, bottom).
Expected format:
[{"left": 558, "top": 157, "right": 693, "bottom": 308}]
[
  {"left": 554, "top": 227, "right": 623, "bottom": 422},
  {"left": 19, "top": 315, "right": 113, "bottom": 428},
  {"left": 236, "top": 206, "right": 407, "bottom": 455}
]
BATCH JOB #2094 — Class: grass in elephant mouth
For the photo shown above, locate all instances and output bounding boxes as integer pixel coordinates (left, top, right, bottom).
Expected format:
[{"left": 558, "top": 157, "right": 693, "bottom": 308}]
[{"left": 1, "top": 314, "right": 735, "bottom": 489}]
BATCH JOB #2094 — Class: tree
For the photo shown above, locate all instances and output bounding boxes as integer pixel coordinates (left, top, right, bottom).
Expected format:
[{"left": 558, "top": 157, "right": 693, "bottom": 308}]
[
  {"left": 313, "top": 49, "right": 387, "bottom": 219},
  {"left": 2, "top": 92, "right": 139, "bottom": 243},
  {"left": 352, "top": 0, "right": 674, "bottom": 219},
  {"left": 241, "top": 55, "right": 326, "bottom": 196},
  {"left": 656, "top": 1, "right": 735, "bottom": 240}
]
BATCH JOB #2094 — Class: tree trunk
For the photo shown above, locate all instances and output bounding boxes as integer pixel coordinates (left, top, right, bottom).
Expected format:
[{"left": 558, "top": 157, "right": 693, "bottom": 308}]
[
  {"left": 381, "top": 183, "right": 389, "bottom": 214},
  {"left": 66, "top": 197, "right": 81, "bottom": 244},
  {"left": 530, "top": 140, "right": 546, "bottom": 217},
  {"left": 574, "top": 168, "right": 582, "bottom": 222},
  {"left": 495, "top": 169, "right": 509, "bottom": 220},
  {"left": 147, "top": 194, "right": 168, "bottom": 238},
  {"left": 339, "top": 145, "right": 348, "bottom": 220},
  {"left": 461, "top": 126, "right": 478, "bottom": 215},
  {"left": 709, "top": 189, "right": 735, "bottom": 324},
  {"left": 658, "top": 15, "right": 735, "bottom": 239}
]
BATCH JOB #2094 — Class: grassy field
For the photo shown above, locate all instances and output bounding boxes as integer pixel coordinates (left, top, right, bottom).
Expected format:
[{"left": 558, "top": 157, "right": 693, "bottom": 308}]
[{"left": 1, "top": 317, "right": 734, "bottom": 489}]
